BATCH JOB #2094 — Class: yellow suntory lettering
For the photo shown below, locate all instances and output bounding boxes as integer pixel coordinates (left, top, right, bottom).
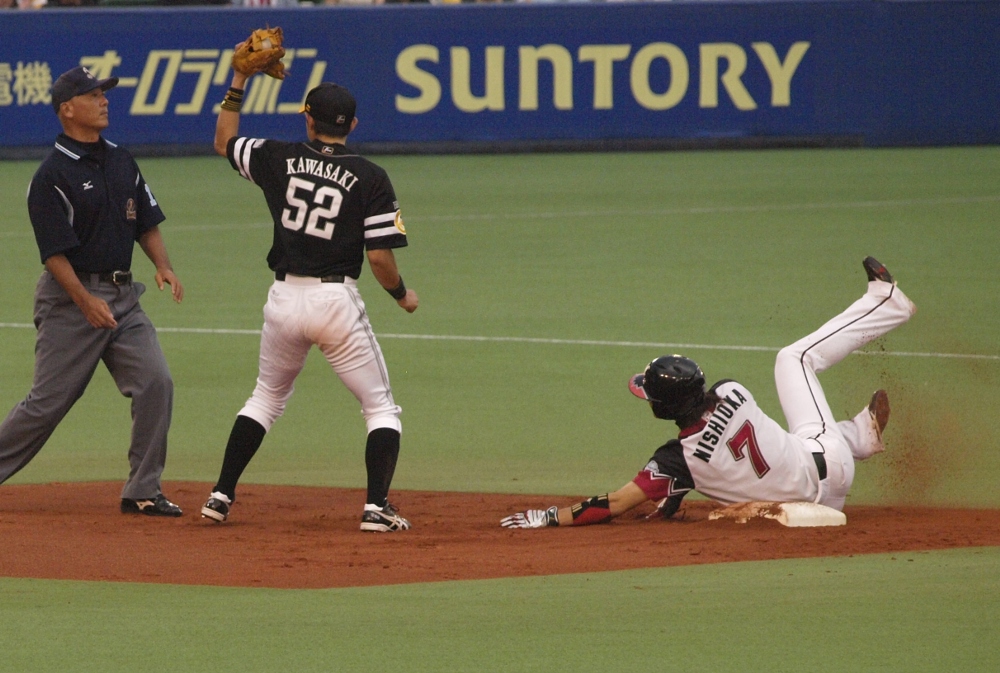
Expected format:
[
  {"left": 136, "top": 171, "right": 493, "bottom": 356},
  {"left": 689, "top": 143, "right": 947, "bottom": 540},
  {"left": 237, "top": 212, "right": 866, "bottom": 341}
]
[
  {"left": 277, "top": 51, "right": 328, "bottom": 114},
  {"left": 394, "top": 40, "right": 810, "bottom": 115},
  {"left": 751, "top": 41, "right": 810, "bottom": 107},
  {"left": 131, "top": 51, "right": 183, "bottom": 115},
  {"left": 630, "top": 43, "right": 688, "bottom": 111},
  {"left": 245, "top": 75, "right": 282, "bottom": 114},
  {"left": 451, "top": 46, "right": 505, "bottom": 112},
  {"left": 518, "top": 45, "right": 573, "bottom": 111},
  {"left": 699, "top": 43, "right": 756, "bottom": 110},
  {"left": 578, "top": 45, "right": 631, "bottom": 110},
  {"left": 175, "top": 50, "right": 220, "bottom": 115},
  {"left": 79, "top": 50, "right": 123, "bottom": 82},
  {"left": 396, "top": 45, "right": 442, "bottom": 114}
]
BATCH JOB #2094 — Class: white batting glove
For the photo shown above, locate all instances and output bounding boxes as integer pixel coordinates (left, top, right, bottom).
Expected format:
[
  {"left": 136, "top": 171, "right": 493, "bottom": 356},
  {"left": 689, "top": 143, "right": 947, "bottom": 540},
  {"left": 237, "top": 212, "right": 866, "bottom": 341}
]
[{"left": 500, "top": 506, "right": 559, "bottom": 529}]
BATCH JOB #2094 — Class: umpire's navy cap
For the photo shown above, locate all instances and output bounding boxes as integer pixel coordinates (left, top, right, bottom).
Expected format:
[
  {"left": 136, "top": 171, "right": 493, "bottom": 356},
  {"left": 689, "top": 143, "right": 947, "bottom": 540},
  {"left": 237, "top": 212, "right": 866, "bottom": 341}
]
[
  {"left": 51, "top": 66, "right": 119, "bottom": 112},
  {"left": 300, "top": 82, "right": 356, "bottom": 128}
]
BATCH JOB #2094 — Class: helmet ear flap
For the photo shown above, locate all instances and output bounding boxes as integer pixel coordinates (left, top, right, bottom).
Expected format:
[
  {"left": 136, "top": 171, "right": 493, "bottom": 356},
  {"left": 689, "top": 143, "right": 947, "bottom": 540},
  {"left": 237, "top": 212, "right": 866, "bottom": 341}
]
[{"left": 649, "top": 399, "right": 677, "bottom": 421}]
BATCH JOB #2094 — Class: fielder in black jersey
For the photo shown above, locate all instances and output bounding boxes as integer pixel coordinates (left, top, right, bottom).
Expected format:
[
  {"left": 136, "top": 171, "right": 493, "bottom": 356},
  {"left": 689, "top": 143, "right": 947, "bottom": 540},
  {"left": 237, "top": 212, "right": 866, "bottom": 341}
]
[
  {"left": 227, "top": 134, "right": 405, "bottom": 279},
  {"left": 201, "top": 69, "right": 418, "bottom": 533}
]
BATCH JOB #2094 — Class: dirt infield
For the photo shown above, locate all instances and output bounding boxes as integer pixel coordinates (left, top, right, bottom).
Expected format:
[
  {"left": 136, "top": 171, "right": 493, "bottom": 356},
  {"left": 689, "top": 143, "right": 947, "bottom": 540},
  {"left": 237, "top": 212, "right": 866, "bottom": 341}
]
[{"left": 2, "top": 481, "right": 999, "bottom": 589}]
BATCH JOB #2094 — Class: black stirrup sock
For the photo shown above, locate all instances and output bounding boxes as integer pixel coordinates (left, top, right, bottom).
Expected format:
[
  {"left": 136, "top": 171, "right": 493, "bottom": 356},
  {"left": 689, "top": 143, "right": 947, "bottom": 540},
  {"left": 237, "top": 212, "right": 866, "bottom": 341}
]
[
  {"left": 365, "top": 427, "right": 401, "bottom": 506},
  {"left": 214, "top": 415, "right": 267, "bottom": 500}
]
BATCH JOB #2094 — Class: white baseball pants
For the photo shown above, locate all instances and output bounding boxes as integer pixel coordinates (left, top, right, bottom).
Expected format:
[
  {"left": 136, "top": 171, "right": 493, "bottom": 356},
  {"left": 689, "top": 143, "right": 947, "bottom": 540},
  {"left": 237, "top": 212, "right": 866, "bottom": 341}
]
[
  {"left": 773, "top": 279, "right": 916, "bottom": 510},
  {"left": 238, "top": 275, "right": 402, "bottom": 435}
]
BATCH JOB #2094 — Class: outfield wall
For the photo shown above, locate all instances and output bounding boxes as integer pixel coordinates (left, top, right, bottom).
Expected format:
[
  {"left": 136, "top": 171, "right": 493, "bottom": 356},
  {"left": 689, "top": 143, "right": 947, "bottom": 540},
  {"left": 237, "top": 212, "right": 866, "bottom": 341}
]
[{"left": 1, "top": 1, "right": 997, "bottom": 154}]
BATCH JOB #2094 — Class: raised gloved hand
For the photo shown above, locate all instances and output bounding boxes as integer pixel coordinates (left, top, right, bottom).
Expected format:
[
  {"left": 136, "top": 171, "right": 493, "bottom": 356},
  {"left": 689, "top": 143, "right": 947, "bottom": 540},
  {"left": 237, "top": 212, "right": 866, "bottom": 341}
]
[
  {"left": 232, "top": 26, "right": 286, "bottom": 80},
  {"left": 500, "top": 506, "right": 559, "bottom": 529}
]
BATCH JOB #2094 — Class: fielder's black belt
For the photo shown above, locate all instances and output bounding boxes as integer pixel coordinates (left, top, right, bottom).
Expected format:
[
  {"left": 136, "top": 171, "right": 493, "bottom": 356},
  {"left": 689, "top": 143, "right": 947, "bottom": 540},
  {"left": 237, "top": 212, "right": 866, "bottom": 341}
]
[
  {"left": 275, "top": 272, "right": 345, "bottom": 283},
  {"left": 812, "top": 452, "right": 828, "bottom": 480},
  {"left": 77, "top": 270, "right": 132, "bottom": 285}
]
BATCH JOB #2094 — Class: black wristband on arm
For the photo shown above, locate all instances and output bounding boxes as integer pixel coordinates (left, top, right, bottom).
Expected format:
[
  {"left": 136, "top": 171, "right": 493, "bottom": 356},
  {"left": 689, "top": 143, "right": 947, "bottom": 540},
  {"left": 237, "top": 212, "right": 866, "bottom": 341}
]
[
  {"left": 221, "top": 87, "right": 244, "bottom": 112},
  {"left": 386, "top": 277, "right": 407, "bottom": 300}
]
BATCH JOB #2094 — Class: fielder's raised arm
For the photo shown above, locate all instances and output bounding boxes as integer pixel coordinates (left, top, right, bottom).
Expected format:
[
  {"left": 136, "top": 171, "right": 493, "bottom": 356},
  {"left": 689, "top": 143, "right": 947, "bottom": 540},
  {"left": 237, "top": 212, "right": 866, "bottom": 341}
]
[{"left": 214, "top": 28, "right": 284, "bottom": 154}]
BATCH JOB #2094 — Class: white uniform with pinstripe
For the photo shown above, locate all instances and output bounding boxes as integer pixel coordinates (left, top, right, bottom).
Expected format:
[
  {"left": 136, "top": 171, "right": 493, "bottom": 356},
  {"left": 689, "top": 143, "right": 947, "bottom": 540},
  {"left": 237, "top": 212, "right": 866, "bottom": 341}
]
[
  {"left": 635, "top": 277, "right": 916, "bottom": 516},
  {"left": 225, "top": 136, "right": 407, "bottom": 435},
  {"left": 771, "top": 278, "right": 916, "bottom": 509}
]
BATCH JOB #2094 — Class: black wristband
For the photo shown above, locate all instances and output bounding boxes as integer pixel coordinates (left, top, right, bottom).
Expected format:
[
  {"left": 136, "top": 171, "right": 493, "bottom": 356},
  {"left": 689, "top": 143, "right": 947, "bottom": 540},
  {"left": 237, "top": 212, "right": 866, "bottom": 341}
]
[
  {"left": 221, "top": 88, "right": 244, "bottom": 112},
  {"left": 387, "top": 277, "right": 407, "bottom": 300},
  {"left": 545, "top": 505, "right": 560, "bottom": 527}
]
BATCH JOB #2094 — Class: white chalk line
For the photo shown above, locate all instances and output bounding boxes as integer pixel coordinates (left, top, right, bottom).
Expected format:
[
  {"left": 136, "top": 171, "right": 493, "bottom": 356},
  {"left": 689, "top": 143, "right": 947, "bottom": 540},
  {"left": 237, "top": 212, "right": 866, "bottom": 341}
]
[
  {"left": 2, "top": 194, "right": 998, "bottom": 237},
  {"left": 1, "top": 323, "right": 996, "bottom": 361},
  {"left": 410, "top": 195, "right": 1000, "bottom": 223}
]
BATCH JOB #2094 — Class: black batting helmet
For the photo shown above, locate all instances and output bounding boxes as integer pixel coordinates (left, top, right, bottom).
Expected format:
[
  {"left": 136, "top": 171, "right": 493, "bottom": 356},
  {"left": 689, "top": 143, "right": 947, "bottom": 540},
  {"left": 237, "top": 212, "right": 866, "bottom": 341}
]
[{"left": 629, "top": 355, "right": 706, "bottom": 421}]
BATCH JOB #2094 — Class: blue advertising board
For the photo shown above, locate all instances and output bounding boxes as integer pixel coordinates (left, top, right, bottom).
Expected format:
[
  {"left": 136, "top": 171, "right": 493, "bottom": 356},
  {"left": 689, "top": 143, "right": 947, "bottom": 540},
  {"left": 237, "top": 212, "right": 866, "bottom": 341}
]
[{"left": 0, "top": 2, "right": 997, "bottom": 152}]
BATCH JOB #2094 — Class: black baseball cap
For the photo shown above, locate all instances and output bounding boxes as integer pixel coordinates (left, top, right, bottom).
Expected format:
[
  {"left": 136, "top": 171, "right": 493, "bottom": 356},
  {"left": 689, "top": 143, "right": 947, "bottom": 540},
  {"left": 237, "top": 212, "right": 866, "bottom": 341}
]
[
  {"left": 51, "top": 66, "right": 119, "bottom": 112},
  {"left": 300, "top": 82, "right": 356, "bottom": 130}
]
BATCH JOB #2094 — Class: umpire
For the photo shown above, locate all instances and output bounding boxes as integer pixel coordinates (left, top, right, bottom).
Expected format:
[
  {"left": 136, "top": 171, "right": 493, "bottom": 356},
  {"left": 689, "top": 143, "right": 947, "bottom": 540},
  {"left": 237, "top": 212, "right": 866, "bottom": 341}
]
[{"left": 0, "top": 66, "right": 185, "bottom": 516}]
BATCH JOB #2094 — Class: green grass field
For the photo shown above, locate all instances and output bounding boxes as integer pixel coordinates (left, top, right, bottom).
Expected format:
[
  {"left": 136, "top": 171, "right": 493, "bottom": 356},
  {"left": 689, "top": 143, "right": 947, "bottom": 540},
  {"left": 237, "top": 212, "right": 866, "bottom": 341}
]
[{"left": 1, "top": 147, "right": 998, "bottom": 671}]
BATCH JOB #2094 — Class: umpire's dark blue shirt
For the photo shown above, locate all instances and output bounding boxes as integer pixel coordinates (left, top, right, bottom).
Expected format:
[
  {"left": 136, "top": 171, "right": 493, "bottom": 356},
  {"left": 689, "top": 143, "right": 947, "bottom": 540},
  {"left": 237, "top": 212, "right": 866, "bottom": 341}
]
[{"left": 27, "top": 134, "right": 165, "bottom": 272}]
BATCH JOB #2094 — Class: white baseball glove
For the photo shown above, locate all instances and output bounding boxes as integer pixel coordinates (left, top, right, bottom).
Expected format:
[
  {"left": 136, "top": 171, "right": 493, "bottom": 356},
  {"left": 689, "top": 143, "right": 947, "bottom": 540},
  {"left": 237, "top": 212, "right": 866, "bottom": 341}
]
[{"left": 500, "top": 506, "right": 559, "bottom": 529}]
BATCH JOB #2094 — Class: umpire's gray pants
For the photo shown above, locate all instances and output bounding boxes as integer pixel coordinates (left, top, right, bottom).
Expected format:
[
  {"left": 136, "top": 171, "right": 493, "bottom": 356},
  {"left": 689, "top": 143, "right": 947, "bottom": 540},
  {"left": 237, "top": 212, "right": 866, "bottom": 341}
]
[{"left": 0, "top": 272, "right": 173, "bottom": 499}]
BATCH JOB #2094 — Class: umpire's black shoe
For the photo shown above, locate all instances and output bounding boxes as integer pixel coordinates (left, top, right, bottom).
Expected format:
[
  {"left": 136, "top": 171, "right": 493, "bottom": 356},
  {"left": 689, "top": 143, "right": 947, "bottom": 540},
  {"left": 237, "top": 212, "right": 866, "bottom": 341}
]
[
  {"left": 120, "top": 494, "right": 183, "bottom": 517},
  {"left": 863, "top": 256, "right": 893, "bottom": 284}
]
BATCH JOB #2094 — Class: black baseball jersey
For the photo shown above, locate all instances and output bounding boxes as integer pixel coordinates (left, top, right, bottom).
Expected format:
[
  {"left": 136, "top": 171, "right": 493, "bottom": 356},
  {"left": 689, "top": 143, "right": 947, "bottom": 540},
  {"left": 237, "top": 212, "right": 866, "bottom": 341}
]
[
  {"left": 640, "top": 439, "right": 696, "bottom": 518},
  {"left": 27, "top": 134, "right": 165, "bottom": 271},
  {"left": 226, "top": 137, "right": 407, "bottom": 279}
]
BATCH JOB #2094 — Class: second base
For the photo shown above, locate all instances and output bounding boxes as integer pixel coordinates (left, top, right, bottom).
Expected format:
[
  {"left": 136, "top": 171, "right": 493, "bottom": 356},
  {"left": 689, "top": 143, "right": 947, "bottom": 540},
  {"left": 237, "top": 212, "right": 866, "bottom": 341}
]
[{"left": 708, "top": 501, "right": 847, "bottom": 527}]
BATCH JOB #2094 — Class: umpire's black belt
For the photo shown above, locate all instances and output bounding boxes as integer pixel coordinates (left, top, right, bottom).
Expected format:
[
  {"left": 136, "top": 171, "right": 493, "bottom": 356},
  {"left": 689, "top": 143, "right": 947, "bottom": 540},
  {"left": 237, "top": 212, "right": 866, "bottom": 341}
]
[
  {"left": 812, "top": 452, "right": 828, "bottom": 481},
  {"left": 275, "top": 272, "right": 345, "bottom": 283},
  {"left": 77, "top": 270, "right": 132, "bottom": 286}
]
